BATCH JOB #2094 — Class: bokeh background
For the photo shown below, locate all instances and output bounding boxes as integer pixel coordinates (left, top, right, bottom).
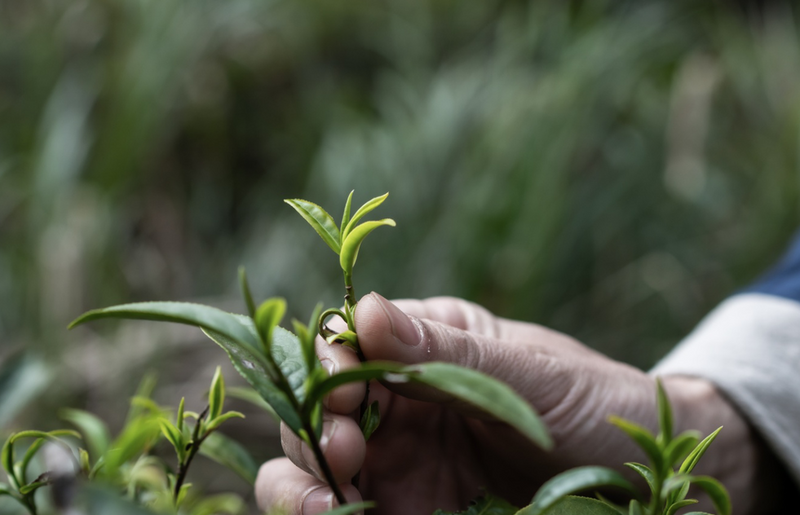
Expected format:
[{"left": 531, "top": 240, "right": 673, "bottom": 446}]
[{"left": 2, "top": 0, "right": 800, "bottom": 511}]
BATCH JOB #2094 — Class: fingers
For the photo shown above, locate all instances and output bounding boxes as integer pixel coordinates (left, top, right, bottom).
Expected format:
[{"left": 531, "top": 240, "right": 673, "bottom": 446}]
[
  {"left": 280, "top": 413, "right": 366, "bottom": 484},
  {"left": 255, "top": 458, "right": 362, "bottom": 515},
  {"left": 355, "top": 292, "right": 500, "bottom": 371},
  {"left": 315, "top": 333, "right": 364, "bottom": 414}
]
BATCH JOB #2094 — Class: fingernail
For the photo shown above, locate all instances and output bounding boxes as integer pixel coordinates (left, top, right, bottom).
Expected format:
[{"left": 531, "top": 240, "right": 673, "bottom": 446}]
[
  {"left": 303, "top": 487, "right": 333, "bottom": 515},
  {"left": 320, "top": 358, "right": 336, "bottom": 376},
  {"left": 301, "top": 420, "right": 337, "bottom": 468},
  {"left": 371, "top": 292, "right": 421, "bottom": 347}
]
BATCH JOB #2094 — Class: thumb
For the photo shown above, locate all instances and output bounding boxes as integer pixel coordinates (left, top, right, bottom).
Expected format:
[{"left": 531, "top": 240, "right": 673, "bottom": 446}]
[{"left": 355, "top": 292, "right": 498, "bottom": 374}]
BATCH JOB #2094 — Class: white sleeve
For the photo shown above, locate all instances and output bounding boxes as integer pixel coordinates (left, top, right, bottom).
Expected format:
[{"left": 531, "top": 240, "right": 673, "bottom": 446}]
[{"left": 651, "top": 293, "right": 800, "bottom": 485}]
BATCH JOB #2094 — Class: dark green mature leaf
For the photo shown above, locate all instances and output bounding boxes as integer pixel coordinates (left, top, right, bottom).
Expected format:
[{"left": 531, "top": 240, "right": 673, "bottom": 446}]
[
  {"left": 679, "top": 427, "right": 722, "bottom": 474},
  {"left": 529, "top": 496, "right": 622, "bottom": 515},
  {"left": 255, "top": 298, "right": 286, "bottom": 353},
  {"left": 340, "top": 191, "right": 355, "bottom": 236},
  {"left": 342, "top": 192, "right": 389, "bottom": 239},
  {"left": 360, "top": 401, "right": 381, "bottom": 441},
  {"left": 523, "top": 467, "right": 637, "bottom": 515},
  {"left": 593, "top": 494, "right": 625, "bottom": 515},
  {"left": 61, "top": 409, "right": 111, "bottom": 460},
  {"left": 199, "top": 432, "right": 259, "bottom": 485},
  {"left": 203, "top": 328, "right": 302, "bottom": 433},
  {"left": 284, "top": 198, "right": 341, "bottom": 254},
  {"left": 689, "top": 476, "right": 731, "bottom": 515},
  {"left": 432, "top": 493, "right": 517, "bottom": 515},
  {"left": 69, "top": 301, "right": 261, "bottom": 353},
  {"left": 238, "top": 267, "right": 257, "bottom": 318},
  {"left": 320, "top": 501, "right": 376, "bottom": 515},
  {"left": 410, "top": 362, "right": 551, "bottom": 449},
  {"left": 608, "top": 417, "right": 663, "bottom": 473},
  {"left": 623, "top": 463, "right": 655, "bottom": 495},
  {"left": 209, "top": 366, "right": 225, "bottom": 420},
  {"left": 272, "top": 327, "right": 308, "bottom": 404},
  {"left": 665, "top": 431, "right": 700, "bottom": 468},
  {"left": 655, "top": 378, "right": 672, "bottom": 446},
  {"left": 339, "top": 219, "right": 396, "bottom": 275}
]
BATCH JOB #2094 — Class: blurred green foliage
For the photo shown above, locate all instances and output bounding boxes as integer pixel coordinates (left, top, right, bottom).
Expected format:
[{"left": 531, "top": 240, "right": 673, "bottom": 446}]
[{"left": 2, "top": 0, "right": 800, "bottom": 504}]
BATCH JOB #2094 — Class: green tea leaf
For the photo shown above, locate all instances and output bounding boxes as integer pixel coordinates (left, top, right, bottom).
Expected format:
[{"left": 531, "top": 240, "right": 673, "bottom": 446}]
[
  {"left": 409, "top": 362, "right": 551, "bottom": 449},
  {"left": 339, "top": 219, "right": 396, "bottom": 275},
  {"left": 19, "top": 474, "right": 51, "bottom": 495},
  {"left": 160, "top": 421, "right": 185, "bottom": 462},
  {"left": 593, "top": 494, "right": 625, "bottom": 515},
  {"left": 104, "top": 417, "right": 161, "bottom": 474},
  {"left": 203, "top": 327, "right": 302, "bottom": 433},
  {"left": 61, "top": 409, "right": 110, "bottom": 460},
  {"left": 608, "top": 417, "right": 663, "bottom": 474},
  {"left": 521, "top": 496, "right": 622, "bottom": 515},
  {"left": 342, "top": 192, "right": 389, "bottom": 239},
  {"left": 689, "top": 476, "right": 731, "bottom": 515},
  {"left": 1, "top": 435, "right": 14, "bottom": 485},
  {"left": 199, "top": 432, "right": 258, "bottom": 485},
  {"left": 655, "top": 378, "right": 672, "bottom": 446},
  {"left": 304, "top": 361, "right": 407, "bottom": 411},
  {"left": 20, "top": 438, "right": 47, "bottom": 482},
  {"left": 431, "top": 493, "right": 517, "bottom": 515},
  {"left": 284, "top": 198, "right": 341, "bottom": 254},
  {"left": 321, "top": 502, "right": 377, "bottom": 515},
  {"left": 679, "top": 427, "right": 722, "bottom": 475},
  {"left": 664, "top": 431, "right": 700, "bottom": 468},
  {"left": 227, "top": 386, "right": 279, "bottom": 422},
  {"left": 524, "top": 467, "right": 637, "bottom": 515},
  {"left": 340, "top": 190, "right": 355, "bottom": 236},
  {"left": 176, "top": 397, "right": 186, "bottom": 433},
  {"left": 238, "top": 267, "right": 256, "bottom": 318},
  {"left": 665, "top": 499, "right": 698, "bottom": 515},
  {"left": 209, "top": 367, "right": 225, "bottom": 420},
  {"left": 204, "top": 411, "right": 245, "bottom": 433},
  {"left": 623, "top": 463, "right": 656, "bottom": 496},
  {"left": 303, "top": 303, "right": 323, "bottom": 373},
  {"left": 69, "top": 302, "right": 261, "bottom": 354},
  {"left": 360, "top": 401, "right": 381, "bottom": 441},
  {"left": 272, "top": 326, "right": 309, "bottom": 404},
  {"left": 255, "top": 298, "right": 287, "bottom": 353}
]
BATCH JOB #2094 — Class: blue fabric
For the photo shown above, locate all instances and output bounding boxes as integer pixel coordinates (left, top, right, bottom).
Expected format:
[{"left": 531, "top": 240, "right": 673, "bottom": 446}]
[{"left": 745, "top": 231, "right": 800, "bottom": 302}]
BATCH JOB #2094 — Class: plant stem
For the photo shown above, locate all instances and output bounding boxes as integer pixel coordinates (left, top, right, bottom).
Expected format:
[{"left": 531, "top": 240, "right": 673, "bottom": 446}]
[
  {"left": 303, "top": 420, "right": 347, "bottom": 506},
  {"left": 173, "top": 407, "right": 208, "bottom": 500}
]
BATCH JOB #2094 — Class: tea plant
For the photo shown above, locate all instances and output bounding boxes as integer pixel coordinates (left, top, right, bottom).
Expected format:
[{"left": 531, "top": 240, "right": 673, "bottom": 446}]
[
  {"left": 68, "top": 192, "right": 552, "bottom": 512},
  {"left": 436, "top": 379, "right": 731, "bottom": 515},
  {"left": 0, "top": 369, "right": 254, "bottom": 515}
]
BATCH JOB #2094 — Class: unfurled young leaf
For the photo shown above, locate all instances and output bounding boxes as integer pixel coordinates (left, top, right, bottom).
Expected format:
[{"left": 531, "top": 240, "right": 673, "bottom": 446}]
[
  {"left": 238, "top": 267, "right": 257, "bottom": 318},
  {"left": 255, "top": 298, "right": 287, "bottom": 353},
  {"left": 655, "top": 378, "right": 673, "bottom": 447},
  {"left": 160, "top": 421, "right": 185, "bottom": 462},
  {"left": 664, "top": 430, "right": 700, "bottom": 468},
  {"left": 359, "top": 401, "right": 380, "bottom": 441},
  {"left": 209, "top": 367, "right": 225, "bottom": 420},
  {"left": 623, "top": 462, "right": 656, "bottom": 495},
  {"left": 61, "top": 408, "right": 111, "bottom": 461},
  {"left": 340, "top": 190, "right": 354, "bottom": 235},
  {"left": 679, "top": 427, "right": 722, "bottom": 475},
  {"left": 176, "top": 397, "right": 186, "bottom": 433},
  {"left": 431, "top": 494, "right": 517, "bottom": 515},
  {"left": 522, "top": 467, "right": 637, "bottom": 515},
  {"left": 284, "top": 198, "right": 341, "bottom": 254},
  {"left": 204, "top": 411, "right": 245, "bottom": 433},
  {"left": 339, "top": 218, "right": 396, "bottom": 276},
  {"left": 342, "top": 192, "right": 389, "bottom": 240},
  {"left": 608, "top": 416, "right": 663, "bottom": 474}
]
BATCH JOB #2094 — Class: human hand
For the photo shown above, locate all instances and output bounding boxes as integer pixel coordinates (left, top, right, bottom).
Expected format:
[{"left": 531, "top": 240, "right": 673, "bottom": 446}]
[{"left": 255, "top": 293, "right": 761, "bottom": 514}]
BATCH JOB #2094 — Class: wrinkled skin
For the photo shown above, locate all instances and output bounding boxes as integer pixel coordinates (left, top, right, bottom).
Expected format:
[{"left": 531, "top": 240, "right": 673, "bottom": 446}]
[{"left": 256, "top": 293, "right": 762, "bottom": 515}]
